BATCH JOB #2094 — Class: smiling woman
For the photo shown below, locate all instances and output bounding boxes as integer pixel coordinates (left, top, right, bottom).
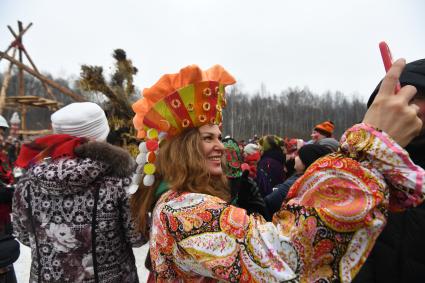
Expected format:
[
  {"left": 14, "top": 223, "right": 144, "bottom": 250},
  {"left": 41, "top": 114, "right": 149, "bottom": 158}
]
[
  {"left": 199, "top": 124, "right": 225, "bottom": 176},
  {"left": 154, "top": 125, "right": 229, "bottom": 202},
  {"left": 130, "top": 62, "right": 425, "bottom": 282},
  {"left": 130, "top": 65, "right": 234, "bottom": 237}
]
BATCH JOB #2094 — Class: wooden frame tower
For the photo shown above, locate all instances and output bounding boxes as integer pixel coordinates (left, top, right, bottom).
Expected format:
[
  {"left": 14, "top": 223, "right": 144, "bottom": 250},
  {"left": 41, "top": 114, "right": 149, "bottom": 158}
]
[{"left": 0, "top": 21, "right": 86, "bottom": 135}]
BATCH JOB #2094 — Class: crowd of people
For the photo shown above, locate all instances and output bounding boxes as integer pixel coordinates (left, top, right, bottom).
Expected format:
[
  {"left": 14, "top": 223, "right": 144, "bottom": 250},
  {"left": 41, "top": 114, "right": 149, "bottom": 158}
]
[{"left": 0, "top": 58, "right": 424, "bottom": 282}]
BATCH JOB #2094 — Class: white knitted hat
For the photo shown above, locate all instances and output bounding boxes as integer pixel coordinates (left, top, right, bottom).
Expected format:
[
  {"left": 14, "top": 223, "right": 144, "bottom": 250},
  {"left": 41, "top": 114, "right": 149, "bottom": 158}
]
[
  {"left": 244, "top": 143, "right": 259, "bottom": 155},
  {"left": 51, "top": 102, "right": 110, "bottom": 141},
  {"left": 0, "top": 115, "right": 9, "bottom": 128}
]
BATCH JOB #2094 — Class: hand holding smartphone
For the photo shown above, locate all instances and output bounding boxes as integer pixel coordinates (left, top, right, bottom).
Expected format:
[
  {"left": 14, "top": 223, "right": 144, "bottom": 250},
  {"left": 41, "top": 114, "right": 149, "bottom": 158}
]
[{"left": 379, "top": 41, "right": 401, "bottom": 92}]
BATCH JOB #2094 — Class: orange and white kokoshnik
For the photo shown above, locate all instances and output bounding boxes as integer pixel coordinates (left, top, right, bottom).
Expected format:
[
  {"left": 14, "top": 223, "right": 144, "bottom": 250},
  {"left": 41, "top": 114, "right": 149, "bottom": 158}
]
[{"left": 127, "top": 65, "right": 236, "bottom": 193}]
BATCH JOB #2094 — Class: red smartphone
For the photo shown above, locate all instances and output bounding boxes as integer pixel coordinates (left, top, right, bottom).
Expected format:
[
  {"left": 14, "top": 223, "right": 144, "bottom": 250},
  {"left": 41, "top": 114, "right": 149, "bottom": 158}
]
[{"left": 379, "top": 41, "right": 401, "bottom": 92}]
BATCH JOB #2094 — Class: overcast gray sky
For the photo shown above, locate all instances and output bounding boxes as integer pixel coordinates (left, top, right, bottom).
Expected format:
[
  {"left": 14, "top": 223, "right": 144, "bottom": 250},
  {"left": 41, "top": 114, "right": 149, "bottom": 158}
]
[{"left": 1, "top": 0, "right": 424, "bottom": 100}]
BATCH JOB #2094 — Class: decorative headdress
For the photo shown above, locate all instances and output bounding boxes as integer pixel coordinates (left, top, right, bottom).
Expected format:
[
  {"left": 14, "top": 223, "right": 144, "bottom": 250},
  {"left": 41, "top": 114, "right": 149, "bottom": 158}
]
[{"left": 127, "top": 65, "right": 236, "bottom": 193}]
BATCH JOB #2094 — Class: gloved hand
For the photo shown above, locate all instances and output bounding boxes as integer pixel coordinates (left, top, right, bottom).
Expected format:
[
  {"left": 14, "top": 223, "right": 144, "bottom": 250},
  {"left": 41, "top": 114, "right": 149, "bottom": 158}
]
[{"left": 236, "top": 170, "right": 272, "bottom": 221}]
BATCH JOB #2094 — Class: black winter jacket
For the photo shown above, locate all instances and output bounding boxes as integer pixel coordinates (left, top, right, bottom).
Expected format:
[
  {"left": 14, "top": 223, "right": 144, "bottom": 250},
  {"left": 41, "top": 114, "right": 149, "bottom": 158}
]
[
  {"left": 264, "top": 174, "right": 300, "bottom": 216},
  {"left": 354, "top": 138, "right": 425, "bottom": 283},
  {"left": 353, "top": 203, "right": 425, "bottom": 283}
]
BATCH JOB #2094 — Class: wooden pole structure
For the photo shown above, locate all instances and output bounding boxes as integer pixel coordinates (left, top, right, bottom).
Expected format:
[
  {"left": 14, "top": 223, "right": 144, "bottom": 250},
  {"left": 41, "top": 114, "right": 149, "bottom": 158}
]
[
  {"left": 0, "top": 21, "right": 86, "bottom": 137},
  {"left": 17, "top": 22, "right": 27, "bottom": 131},
  {"left": 0, "top": 23, "right": 32, "bottom": 63},
  {"left": 7, "top": 23, "right": 56, "bottom": 100},
  {"left": 0, "top": 49, "right": 17, "bottom": 114},
  {"left": 0, "top": 51, "right": 86, "bottom": 102},
  {"left": 17, "top": 22, "right": 25, "bottom": 97}
]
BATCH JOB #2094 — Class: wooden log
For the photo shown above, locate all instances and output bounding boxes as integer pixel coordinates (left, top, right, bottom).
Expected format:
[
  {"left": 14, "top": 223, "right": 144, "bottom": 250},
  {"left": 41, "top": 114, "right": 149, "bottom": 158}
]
[
  {"left": 17, "top": 22, "right": 25, "bottom": 98},
  {"left": 0, "top": 51, "right": 86, "bottom": 102},
  {"left": 5, "top": 96, "right": 61, "bottom": 108},
  {"left": 8, "top": 96, "right": 41, "bottom": 101},
  {"left": 17, "top": 129, "right": 52, "bottom": 136},
  {"left": 0, "top": 22, "right": 32, "bottom": 63},
  {"left": 0, "top": 48, "right": 17, "bottom": 114}
]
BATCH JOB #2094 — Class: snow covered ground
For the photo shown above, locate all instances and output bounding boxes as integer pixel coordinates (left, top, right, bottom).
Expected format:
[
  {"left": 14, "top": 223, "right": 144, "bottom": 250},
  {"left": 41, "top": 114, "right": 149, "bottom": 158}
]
[{"left": 14, "top": 243, "right": 150, "bottom": 282}]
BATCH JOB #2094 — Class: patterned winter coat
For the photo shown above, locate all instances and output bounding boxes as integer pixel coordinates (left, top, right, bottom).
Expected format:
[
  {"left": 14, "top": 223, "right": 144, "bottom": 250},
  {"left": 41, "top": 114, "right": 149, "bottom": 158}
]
[
  {"left": 12, "top": 142, "right": 145, "bottom": 283},
  {"left": 149, "top": 124, "right": 425, "bottom": 282}
]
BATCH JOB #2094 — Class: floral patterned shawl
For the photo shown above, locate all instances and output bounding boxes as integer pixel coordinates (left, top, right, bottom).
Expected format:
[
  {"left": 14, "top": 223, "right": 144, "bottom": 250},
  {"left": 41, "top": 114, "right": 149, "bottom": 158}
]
[{"left": 149, "top": 124, "right": 425, "bottom": 282}]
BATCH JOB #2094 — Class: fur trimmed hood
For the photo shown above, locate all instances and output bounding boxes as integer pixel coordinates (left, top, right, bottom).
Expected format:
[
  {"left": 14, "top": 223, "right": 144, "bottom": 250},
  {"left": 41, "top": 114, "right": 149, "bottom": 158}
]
[
  {"left": 74, "top": 141, "right": 135, "bottom": 177},
  {"left": 27, "top": 142, "right": 135, "bottom": 196}
]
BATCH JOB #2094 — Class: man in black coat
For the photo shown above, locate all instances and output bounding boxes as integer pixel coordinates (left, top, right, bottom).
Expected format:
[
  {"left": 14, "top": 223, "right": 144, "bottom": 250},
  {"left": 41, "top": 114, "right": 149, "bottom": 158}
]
[{"left": 354, "top": 59, "right": 425, "bottom": 283}]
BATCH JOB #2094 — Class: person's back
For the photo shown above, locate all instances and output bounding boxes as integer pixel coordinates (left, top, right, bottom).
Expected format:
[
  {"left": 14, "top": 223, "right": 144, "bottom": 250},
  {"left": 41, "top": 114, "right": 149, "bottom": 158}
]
[
  {"left": 12, "top": 102, "right": 145, "bottom": 283},
  {"left": 13, "top": 142, "right": 143, "bottom": 282},
  {"left": 256, "top": 136, "right": 285, "bottom": 197}
]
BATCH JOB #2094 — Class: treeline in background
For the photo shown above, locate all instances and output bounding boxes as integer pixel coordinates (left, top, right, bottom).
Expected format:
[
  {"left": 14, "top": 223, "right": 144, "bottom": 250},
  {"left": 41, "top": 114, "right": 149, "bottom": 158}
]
[
  {"left": 0, "top": 70, "right": 367, "bottom": 140},
  {"left": 222, "top": 86, "right": 366, "bottom": 140}
]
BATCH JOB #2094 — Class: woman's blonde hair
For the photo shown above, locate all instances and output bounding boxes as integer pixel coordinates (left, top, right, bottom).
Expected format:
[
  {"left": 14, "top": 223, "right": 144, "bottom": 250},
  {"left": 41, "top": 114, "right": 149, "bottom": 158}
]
[{"left": 130, "top": 127, "right": 230, "bottom": 237}]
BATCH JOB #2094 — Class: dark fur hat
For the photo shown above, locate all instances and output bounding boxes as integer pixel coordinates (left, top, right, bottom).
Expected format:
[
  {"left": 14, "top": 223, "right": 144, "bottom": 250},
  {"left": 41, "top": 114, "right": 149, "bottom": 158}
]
[{"left": 367, "top": 59, "right": 425, "bottom": 107}]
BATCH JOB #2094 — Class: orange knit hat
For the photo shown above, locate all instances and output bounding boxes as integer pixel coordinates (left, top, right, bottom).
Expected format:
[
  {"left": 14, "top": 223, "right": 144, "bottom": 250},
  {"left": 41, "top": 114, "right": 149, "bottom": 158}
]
[{"left": 314, "top": 120, "right": 334, "bottom": 136}]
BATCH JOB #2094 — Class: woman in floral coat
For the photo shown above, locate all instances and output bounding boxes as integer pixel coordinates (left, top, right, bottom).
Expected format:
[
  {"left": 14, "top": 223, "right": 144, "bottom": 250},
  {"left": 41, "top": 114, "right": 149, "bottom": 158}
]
[
  {"left": 131, "top": 60, "right": 424, "bottom": 282},
  {"left": 12, "top": 102, "right": 145, "bottom": 283}
]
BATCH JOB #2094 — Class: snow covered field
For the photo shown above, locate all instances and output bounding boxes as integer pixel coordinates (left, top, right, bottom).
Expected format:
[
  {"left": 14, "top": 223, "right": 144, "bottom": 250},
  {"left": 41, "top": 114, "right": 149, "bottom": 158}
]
[{"left": 14, "top": 243, "right": 150, "bottom": 282}]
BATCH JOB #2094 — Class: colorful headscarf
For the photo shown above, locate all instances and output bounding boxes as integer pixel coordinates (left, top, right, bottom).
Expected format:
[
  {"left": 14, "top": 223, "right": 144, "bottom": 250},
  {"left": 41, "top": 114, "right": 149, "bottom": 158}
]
[{"left": 222, "top": 137, "right": 243, "bottom": 178}]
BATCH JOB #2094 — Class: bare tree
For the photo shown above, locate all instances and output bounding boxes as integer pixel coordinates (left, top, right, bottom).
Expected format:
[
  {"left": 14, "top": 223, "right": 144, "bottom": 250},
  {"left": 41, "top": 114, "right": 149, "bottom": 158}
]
[{"left": 223, "top": 86, "right": 366, "bottom": 140}]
